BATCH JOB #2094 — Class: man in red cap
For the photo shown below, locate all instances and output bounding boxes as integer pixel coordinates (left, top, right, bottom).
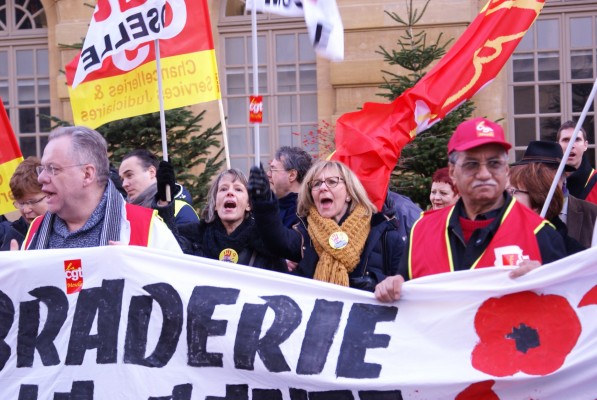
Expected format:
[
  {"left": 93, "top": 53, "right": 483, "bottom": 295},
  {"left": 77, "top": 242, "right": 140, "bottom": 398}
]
[{"left": 375, "top": 118, "right": 567, "bottom": 302}]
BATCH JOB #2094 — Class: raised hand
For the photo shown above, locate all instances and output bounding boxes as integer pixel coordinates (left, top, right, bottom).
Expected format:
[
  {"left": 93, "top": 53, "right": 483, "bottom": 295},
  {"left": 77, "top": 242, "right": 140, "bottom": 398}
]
[
  {"left": 248, "top": 164, "right": 272, "bottom": 202},
  {"left": 156, "top": 160, "right": 176, "bottom": 202}
]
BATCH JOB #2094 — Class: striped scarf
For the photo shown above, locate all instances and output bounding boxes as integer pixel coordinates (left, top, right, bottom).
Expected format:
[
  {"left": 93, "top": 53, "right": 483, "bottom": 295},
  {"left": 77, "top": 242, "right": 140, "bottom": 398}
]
[{"left": 29, "top": 180, "right": 123, "bottom": 249}]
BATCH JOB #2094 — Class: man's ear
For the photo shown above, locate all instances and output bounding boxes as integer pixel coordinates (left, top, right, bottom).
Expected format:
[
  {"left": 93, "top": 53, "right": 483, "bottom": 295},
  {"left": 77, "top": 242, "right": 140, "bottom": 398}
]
[
  {"left": 448, "top": 163, "right": 456, "bottom": 183},
  {"left": 288, "top": 168, "right": 298, "bottom": 183},
  {"left": 148, "top": 165, "right": 157, "bottom": 179},
  {"left": 82, "top": 164, "right": 97, "bottom": 186}
]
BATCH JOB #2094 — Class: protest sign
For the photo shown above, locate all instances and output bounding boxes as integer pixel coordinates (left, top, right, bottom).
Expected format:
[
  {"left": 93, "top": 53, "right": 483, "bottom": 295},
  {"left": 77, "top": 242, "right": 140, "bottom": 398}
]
[
  {"left": 1, "top": 245, "right": 596, "bottom": 398},
  {"left": 65, "top": 0, "right": 220, "bottom": 128}
]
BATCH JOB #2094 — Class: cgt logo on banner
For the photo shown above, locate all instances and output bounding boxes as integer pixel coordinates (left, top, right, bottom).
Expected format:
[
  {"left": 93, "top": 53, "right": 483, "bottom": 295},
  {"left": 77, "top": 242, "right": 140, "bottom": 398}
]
[
  {"left": 1, "top": 246, "right": 597, "bottom": 398},
  {"left": 64, "top": 259, "right": 83, "bottom": 294},
  {"left": 65, "top": 0, "right": 220, "bottom": 128}
]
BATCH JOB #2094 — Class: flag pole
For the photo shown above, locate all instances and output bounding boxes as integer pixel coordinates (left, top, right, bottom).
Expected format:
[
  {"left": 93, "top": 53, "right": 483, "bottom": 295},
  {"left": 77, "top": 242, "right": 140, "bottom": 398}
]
[
  {"left": 251, "top": 7, "right": 260, "bottom": 166},
  {"left": 154, "top": 39, "right": 171, "bottom": 201},
  {"left": 154, "top": 39, "right": 168, "bottom": 161},
  {"left": 219, "top": 98, "right": 231, "bottom": 169},
  {"left": 540, "top": 77, "right": 597, "bottom": 218}
]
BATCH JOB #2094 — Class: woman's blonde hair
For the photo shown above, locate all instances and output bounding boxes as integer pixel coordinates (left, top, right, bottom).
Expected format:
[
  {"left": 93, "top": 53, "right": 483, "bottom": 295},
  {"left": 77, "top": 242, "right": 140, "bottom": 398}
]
[
  {"left": 297, "top": 160, "right": 377, "bottom": 218},
  {"left": 202, "top": 168, "right": 250, "bottom": 223}
]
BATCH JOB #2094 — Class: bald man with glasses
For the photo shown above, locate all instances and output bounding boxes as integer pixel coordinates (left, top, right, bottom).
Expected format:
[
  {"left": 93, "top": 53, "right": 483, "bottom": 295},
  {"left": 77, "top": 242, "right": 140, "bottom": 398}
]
[
  {"left": 375, "top": 118, "right": 567, "bottom": 302},
  {"left": 14, "top": 126, "right": 181, "bottom": 252}
]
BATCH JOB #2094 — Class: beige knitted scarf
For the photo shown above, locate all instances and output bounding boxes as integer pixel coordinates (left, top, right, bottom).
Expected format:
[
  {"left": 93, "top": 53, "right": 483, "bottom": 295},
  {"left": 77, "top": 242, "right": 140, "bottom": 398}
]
[{"left": 307, "top": 204, "right": 371, "bottom": 286}]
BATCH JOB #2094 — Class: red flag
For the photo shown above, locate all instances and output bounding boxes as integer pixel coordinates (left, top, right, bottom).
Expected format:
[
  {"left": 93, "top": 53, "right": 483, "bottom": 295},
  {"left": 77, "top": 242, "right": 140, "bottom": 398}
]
[
  {"left": 0, "top": 98, "right": 23, "bottom": 214},
  {"left": 65, "top": 0, "right": 220, "bottom": 128},
  {"left": 332, "top": 0, "right": 545, "bottom": 210}
]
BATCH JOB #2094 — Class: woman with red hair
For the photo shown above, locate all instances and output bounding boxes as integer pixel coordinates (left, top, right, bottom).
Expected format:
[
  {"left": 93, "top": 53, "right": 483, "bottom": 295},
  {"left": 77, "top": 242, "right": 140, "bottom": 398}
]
[{"left": 429, "top": 167, "right": 459, "bottom": 210}]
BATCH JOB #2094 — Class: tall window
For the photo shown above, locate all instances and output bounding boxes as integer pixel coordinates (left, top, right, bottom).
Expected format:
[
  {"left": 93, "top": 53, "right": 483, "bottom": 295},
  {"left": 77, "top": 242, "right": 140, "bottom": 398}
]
[
  {"left": 220, "top": 0, "right": 318, "bottom": 172},
  {"left": 0, "top": 0, "right": 49, "bottom": 158},
  {"left": 509, "top": 4, "right": 597, "bottom": 164}
]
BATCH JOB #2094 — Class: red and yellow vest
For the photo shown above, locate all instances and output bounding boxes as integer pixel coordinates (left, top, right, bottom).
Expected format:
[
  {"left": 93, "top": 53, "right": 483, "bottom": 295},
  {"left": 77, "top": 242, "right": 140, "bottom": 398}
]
[
  {"left": 408, "top": 199, "right": 547, "bottom": 279},
  {"left": 23, "top": 203, "right": 155, "bottom": 249}
]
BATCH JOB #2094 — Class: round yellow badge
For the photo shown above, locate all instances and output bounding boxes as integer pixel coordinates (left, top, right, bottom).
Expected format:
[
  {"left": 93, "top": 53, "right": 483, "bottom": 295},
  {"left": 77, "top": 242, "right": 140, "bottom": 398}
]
[
  {"left": 219, "top": 248, "right": 239, "bottom": 263},
  {"left": 328, "top": 231, "right": 349, "bottom": 249}
]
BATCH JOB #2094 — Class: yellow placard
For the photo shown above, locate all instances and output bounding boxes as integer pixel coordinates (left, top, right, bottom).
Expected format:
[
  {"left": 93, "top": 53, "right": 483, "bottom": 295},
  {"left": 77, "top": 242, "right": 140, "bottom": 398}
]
[{"left": 68, "top": 50, "right": 221, "bottom": 128}]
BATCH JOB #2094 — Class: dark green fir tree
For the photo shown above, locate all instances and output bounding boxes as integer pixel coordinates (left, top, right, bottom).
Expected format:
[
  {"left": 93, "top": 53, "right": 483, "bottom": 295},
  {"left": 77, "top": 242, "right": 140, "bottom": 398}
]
[{"left": 377, "top": 0, "right": 475, "bottom": 208}]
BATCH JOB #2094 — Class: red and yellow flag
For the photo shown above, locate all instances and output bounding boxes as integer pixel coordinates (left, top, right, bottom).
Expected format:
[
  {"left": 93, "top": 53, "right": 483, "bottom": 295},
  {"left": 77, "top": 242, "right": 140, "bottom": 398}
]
[
  {"left": 332, "top": 0, "right": 545, "bottom": 210},
  {"left": 65, "top": 0, "right": 220, "bottom": 128},
  {"left": 0, "top": 98, "right": 23, "bottom": 214}
]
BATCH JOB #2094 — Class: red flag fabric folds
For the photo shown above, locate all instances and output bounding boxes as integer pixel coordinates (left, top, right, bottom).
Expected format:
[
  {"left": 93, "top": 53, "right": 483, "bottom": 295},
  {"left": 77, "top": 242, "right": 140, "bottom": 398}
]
[
  {"left": 0, "top": 98, "right": 23, "bottom": 214},
  {"left": 333, "top": 0, "right": 545, "bottom": 210},
  {"left": 65, "top": 0, "right": 220, "bottom": 128}
]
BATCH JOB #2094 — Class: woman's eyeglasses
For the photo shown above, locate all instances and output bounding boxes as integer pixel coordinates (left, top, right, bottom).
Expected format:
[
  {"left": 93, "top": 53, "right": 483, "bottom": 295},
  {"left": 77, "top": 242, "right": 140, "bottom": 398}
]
[
  {"left": 13, "top": 196, "right": 46, "bottom": 209},
  {"left": 308, "top": 177, "right": 344, "bottom": 190},
  {"left": 507, "top": 187, "right": 529, "bottom": 196}
]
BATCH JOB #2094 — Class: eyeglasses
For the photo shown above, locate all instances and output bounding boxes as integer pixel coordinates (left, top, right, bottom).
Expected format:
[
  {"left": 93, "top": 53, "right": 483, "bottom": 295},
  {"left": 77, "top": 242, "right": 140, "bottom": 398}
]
[
  {"left": 13, "top": 196, "right": 46, "bottom": 209},
  {"left": 309, "top": 176, "right": 344, "bottom": 190},
  {"left": 36, "top": 164, "right": 87, "bottom": 176},
  {"left": 266, "top": 167, "right": 287, "bottom": 175},
  {"left": 456, "top": 159, "right": 507, "bottom": 175},
  {"left": 508, "top": 187, "right": 529, "bottom": 196}
]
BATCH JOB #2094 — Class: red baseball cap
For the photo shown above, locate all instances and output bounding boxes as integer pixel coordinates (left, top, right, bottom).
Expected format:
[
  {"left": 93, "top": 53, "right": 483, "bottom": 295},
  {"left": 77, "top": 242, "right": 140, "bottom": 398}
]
[{"left": 447, "top": 118, "right": 512, "bottom": 154}]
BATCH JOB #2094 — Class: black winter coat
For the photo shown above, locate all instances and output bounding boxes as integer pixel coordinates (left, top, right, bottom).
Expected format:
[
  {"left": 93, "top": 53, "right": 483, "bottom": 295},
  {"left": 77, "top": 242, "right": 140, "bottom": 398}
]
[
  {"left": 155, "top": 199, "right": 287, "bottom": 272},
  {"left": 252, "top": 198, "right": 406, "bottom": 292},
  {"left": 0, "top": 217, "right": 29, "bottom": 251},
  {"left": 176, "top": 217, "right": 288, "bottom": 273}
]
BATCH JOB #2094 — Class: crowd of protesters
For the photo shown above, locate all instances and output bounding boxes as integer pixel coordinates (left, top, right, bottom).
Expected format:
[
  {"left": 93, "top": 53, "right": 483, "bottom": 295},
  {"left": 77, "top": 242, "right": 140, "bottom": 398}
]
[{"left": 2, "top": 118, "right": 596, "bottom": 299}]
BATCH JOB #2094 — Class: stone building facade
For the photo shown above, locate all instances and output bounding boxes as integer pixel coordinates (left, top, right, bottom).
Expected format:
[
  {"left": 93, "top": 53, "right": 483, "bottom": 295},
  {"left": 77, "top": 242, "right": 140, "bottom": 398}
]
[{"left": 3, "top": 0, "right": 596, "bottom": 169}]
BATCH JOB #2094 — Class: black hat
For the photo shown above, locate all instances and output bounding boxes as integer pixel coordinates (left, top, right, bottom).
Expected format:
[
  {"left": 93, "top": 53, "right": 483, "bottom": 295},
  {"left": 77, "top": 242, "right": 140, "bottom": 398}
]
[{"left": 511, "top": 141, "right": 576, "bottom": 172}]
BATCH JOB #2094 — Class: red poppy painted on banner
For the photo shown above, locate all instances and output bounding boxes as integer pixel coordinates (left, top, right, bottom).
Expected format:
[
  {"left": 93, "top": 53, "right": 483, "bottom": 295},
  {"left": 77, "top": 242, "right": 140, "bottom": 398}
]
[
  {"left": 471, "top": 291, "right": 581, "bottom": 377},
  {"left": 578, "top": 284, "right": 597, "bottom": 308},
  {"left": 455, "top": 380, "right": 499, "bottom": 400}
]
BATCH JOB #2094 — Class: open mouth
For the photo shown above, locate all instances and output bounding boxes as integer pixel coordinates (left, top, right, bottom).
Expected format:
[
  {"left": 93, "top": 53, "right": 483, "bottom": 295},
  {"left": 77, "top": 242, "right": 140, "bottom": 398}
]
[
  {"left": 224, "top": 200, "right": 237, "bottom": 209},
  {"left": 43, "top": 190, "right": 56, "bottom": 201},
  {"left": 319, "top": 198, "right": 333, "bottom": 207}
]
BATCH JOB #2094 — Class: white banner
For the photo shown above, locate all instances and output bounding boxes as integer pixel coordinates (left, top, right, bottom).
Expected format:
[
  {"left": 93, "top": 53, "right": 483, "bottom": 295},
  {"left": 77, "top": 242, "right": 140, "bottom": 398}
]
[
  {"left": 246, "top": 0, "right": 344, "bottom": 61},
  {"left": 1, "top": 246, "right": 597, "bottom": 399}
]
